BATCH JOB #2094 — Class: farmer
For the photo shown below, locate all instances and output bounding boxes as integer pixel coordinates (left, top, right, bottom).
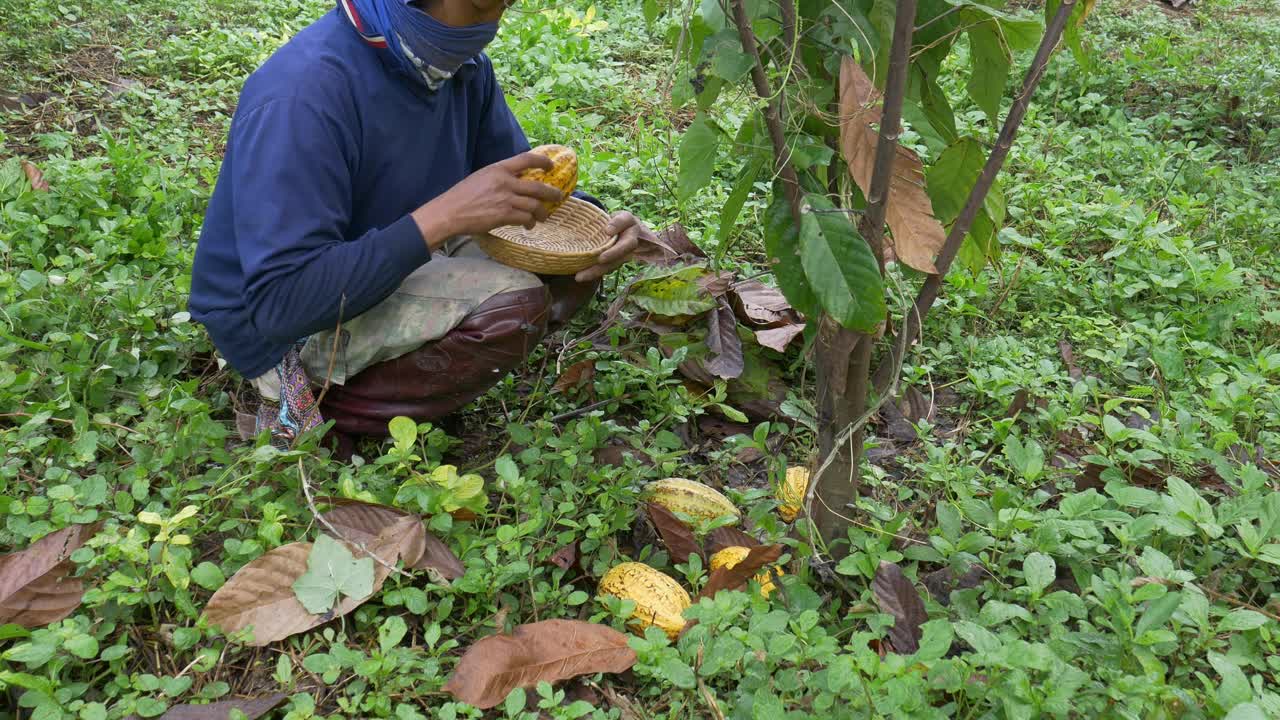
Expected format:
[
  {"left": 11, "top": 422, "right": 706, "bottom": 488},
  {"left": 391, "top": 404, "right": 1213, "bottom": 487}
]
[{"left": 188, "top": 0, "right": 655, "bottom": 445}]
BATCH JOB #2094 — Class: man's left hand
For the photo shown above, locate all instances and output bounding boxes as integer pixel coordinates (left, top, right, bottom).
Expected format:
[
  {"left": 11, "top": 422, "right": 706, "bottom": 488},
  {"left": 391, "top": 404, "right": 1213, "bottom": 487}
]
[{"left": 574, "top": 211, "right": 651, "bottom": 283}]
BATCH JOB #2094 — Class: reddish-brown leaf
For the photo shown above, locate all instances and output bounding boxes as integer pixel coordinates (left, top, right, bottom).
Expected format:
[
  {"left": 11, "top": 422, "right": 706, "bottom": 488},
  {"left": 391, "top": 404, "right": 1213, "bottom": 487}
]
[
  {"left": 703, "top": 300, "right": 744, "bottom": 380},
  {"left": 838, "top": 58, "right": 945, "bottom": 273},
  {"left": 644, "top": 502, "right": 703, "bottom": 564},
  {"left": 697, "top": 270, "right": 735, "bottom": 298},
  {"left": 552, "top": 360, "right": 596, "bottom": 394},
  {"left": 546, "top": 542, "right": 579, "bottom": 571},
  {"left": 872, "top": 561, "right": 928, "bottom": 654},
  {"left": 633, "top": 223, "right": 706, "bottom": 266},
  {"left": 0, "top": 523, "right": 99, "bottom": 628},
  {"left": 705, "top": 527, "right": 760, "bottom": 556},
  {"left": 1058, "top": 340, "right": 1082, "bottom": 381},
  {"left": 318, "top": 497, "right": 463, "bottom": 579},
  {"left": 699, "top": 544, "right": 783, "bottom": 599},
  {"left": 156, "top": 694, "right": 286, "bottom": 719},
  {"left": 730, "top": 281, "right": 793, "bottom": 325},
  {"left": 443, "top": 619, "right": 637, "bottom": 710},
  {"left": 1004, "top": 389, "right": 1030, "bottom": 419},
  {"left": 900, "top": 386, "right": 935, "bottom": 424},
  {"left": 754, "top": 323, "right": 805, "bottom": 352},
  {"left": 21, "top": 160, "right": 49, "bottom": 192}
]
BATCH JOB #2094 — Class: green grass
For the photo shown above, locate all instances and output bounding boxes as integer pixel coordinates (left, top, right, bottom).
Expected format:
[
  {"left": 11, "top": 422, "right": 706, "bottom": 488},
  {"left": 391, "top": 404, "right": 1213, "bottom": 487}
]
[{"left": 1, "top": 0, "right": 1279, "bottom": 718}]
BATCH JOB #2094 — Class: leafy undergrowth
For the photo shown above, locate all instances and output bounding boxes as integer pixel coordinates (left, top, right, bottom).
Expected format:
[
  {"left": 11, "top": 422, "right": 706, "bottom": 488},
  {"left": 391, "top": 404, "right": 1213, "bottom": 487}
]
[{"left": 2, "top": 0, "right": 1280, "bottom": 718}]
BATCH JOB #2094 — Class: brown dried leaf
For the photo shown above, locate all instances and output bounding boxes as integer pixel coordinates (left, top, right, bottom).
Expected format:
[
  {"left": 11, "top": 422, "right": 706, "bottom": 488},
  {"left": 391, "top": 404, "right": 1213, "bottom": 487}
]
[
  {"left": 921, "top": 565, "right": 986, "bottom": 607},
  {"left": 838, "top": 57, "right": 945, "bottom": 274},
  {"left": 21, "top": 160, "right": 49, "bottom": 192},
  {"left": 633, "top": 223, "right": 706, "bottom": 267},
  {"left": 872, "top": 561, "right": 928, "bottom": 654},
  {"left": 202, "top": 535, "right": 397, "bottom": 646},
  {"left": 546, "top": 542, "right": 579, "bottom": 571},
  {"left": 754, "top": 324, "right": 805, "bottom": 352},
  {"left": 0, "top": 523, "right": 100, "bottom": 628},
  {"left": 730, "top": 281, "right": 793, "bottom": 324},
  {"left": 697, "top": 270, "right": 735, "bottom": 298},
  {"left": 705, "top": 527, "right": 761, "bottom": 556},
  {"left": 157, "top": 694, "right": 286, "bottom": 719},
  {"left": 318, "top": 497, "right": 463, "bottom": 579},
  {"left": 1004, "top": 389, "right": 1030, "bottom": 419},
  {"left": 1058, "top": 340, "right": 1082, "bottom": 381},
  {"left": 644, "top": 502, "right": 703, "bottom": 565},
  {"left": 900, "top": 386, "right": 935, "bottom": 424},
  {"left": 552, "top": 360, "right": 596, "bottom": 394},
  {"left": 443, "top": 619, "right": 637, "bottom": 710},
  {"left": 703, "top": 300, "right": 744, "bottom": 380},
  {"left": 699, "top": 544, "right": 783, "bottom": 599}
]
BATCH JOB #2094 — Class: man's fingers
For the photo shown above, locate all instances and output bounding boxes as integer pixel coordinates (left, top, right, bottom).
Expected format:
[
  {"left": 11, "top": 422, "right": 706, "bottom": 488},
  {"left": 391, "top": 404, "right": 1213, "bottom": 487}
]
[
  {"left": 498, "top": 151, "right": 555, "bottom": 174},
  {"left": 604, "top": 211, "right": 636, "bottom": 237},
  {"left": 596, "top": 227, "right": 637, "bottom": 265},
  {"left": 510, "top": 178, "right": 567, "bottom": 203},
  {"left": 574, "top": 265, "right": 607, "bottom": 283}
]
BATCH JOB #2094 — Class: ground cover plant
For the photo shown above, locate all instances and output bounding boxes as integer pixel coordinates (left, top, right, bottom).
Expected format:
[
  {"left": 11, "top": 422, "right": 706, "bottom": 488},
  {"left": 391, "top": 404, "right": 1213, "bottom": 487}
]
[{"left": 1, "top": 0, "right": 1279, "bottom": 717}]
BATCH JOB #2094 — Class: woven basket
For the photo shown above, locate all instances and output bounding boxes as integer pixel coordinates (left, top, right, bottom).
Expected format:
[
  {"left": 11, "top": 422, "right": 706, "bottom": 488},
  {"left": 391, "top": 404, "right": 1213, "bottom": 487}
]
[{"left": 477, "top": 196, "right": 613, "bottom": 275}]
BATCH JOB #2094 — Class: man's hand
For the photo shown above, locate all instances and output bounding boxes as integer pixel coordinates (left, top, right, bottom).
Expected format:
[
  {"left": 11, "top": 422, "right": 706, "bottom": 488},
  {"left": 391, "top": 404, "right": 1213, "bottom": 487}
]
[
  {"left": 574, "top": 211, "right": 649, "bottom": 283},
  {"left": 412, "top": 152, "right": 567, "bottom": 250}
]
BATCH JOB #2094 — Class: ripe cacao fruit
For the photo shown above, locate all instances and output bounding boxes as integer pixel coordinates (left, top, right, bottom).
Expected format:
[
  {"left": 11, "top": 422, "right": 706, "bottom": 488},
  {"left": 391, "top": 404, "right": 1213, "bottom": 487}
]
[
  {"left": 598, "top": 562, "right": 690, "bottom": 639},
  {"left": 709, "top": 546, "right": 783, "bottom": 597},
  {"left": 518, "top": 144, "right": 578, "bottom": 215},
  {"left": 645, "top": 478, "right": 740, "bottom": 524},
  {"left": 777, "top": 466, "right": 809, "bottom": 522}
]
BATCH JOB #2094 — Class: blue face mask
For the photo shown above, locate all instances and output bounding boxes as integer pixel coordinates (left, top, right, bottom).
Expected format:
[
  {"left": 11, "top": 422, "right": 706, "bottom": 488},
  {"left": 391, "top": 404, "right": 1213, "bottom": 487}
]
[{"left": 340, "top": 0, "right": 499, "bottom": 90}]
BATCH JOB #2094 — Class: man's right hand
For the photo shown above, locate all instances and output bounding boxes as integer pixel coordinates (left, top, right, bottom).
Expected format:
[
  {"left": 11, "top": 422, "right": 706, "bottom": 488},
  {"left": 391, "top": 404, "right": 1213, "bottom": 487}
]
[{"left": 412, "top": 152, "right": 568, "bottom": 251}]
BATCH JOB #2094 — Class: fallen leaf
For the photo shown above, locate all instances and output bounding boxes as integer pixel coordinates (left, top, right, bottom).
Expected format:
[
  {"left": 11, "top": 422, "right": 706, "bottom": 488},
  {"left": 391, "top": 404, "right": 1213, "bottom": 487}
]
[
  {"left": 703, "top": 300, "right": 745, "bottom": 379},
  {"left": 552, "top": 360, "right": 596, "bottom": 394},
  {"left": 696, "top": 416, "right": 752, "bottom": 441},
  {"left": 705, "top": 527, "right": 760, "bottom": 556},
  {"left": 443, "top": 619, "right": 637, "bottom": 710},
  {"left": 593, "top": 443, "right": 654, "bottom": 469},
  {"left": 872, "top": 561, "right": 928, "bottom": 654},
  {"left": 838, "top": 57, "right": 945, "bottom": 273},
  {"left": 319, "top": 497, "right": 462, "bottom": 579},
  {"left": 699, "top": 544, "right": 783, "bottom": 599},
  {"left": 1058, "top": 340, "right": 1082, "bottom": 380},
  {"left": 21, "top": 160, "right": 49, "bottom": 192},
  {"left": 1004, "top": 389, "right": 1030, "bottom": 419},
  {"left": 547, "top": 542, "right": 579, "bottom": 571},
  {"left": 644, "top": 502, "right": 702, "bottom": 565},
  {"left": 234, "top": 411, "right": 257, "bottom": 442},
  {"left": 730, "top": 281, "right": 793, "bottom": 324},
  {"left": 633, "top": 223, "right": 706, "bottom": 266},
  {"left": 203, "top": 533, "right": 398, "bottom": 646},
  {"left": 754, "top": 324, "right": 805, "bottom": 352},
  {"left": 697, "top": 270, "right": 736, "bottom": 298},
  {"left": 157, "top": 694, "right": 286, "bottom": 720},
  {"left": 0, "top": 523, "right": 100, "bottom": 628},
  {"left": 900, "top": 386, "right": 935, "bottom": 424},
  {"left": 921, "top": 565, "right": 986, "bottom": 607}
]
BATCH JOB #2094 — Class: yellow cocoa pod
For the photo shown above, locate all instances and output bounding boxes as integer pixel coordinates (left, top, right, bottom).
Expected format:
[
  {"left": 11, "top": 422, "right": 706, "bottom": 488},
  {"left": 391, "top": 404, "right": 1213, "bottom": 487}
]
[
  {"left": 645, "top": 478, "right": 740, "bottom": 524},
  {"left": 777, "top": 466, "right": 809, "bottom": 522},
  {"left": 598, "top": 562, "right": 690, "bottom": 639},
  {"left": 709, "top": 546, "right": 783, "bottom": 597},
  {"left": 518, "top": 144, "right": 578, "bottom": 215}
]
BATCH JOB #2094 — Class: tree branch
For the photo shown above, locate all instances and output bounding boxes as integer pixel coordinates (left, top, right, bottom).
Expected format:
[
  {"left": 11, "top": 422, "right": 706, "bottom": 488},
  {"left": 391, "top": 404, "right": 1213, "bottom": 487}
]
[
  {"left": 730, "top": 0, "right": 802, "bottom": 222},
  {"left": 872, "top": 0, "right": 1079, "bottom": 392}
]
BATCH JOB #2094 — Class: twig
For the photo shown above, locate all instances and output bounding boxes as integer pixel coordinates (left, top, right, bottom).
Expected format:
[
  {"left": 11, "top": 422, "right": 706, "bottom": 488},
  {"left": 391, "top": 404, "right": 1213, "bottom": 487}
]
[
  {"left": 296, "top": 459, "right": 410, "bottom": 579},
  {"left": 312, "top": 294, "right": 346, "bottom": 411},
  {"left": 0, "top": 412, "right": 143, "bottom": 436},
  {"left": 872, "top": 0, "right": 1079, "bottom": 393},
  {"left": 549, "top": 394, "right": 632, "bottom": 423},
  {"left": 1198, "top": 584, "right": 1280, "bottom": 623}
]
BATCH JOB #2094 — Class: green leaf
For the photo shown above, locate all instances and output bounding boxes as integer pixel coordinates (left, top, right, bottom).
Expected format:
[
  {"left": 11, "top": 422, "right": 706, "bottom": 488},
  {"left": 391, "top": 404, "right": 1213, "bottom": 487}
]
[
  {"left": 1134, "top": 590, "right": 1181, "bottom": 637},
  {"left": 1003, "top": 435, "right": 1044, "bottom": 481},
  {"left": 966, "top": 22, "right": 1010, "bottom": 123},
  {"left": 1022, "top": 552, "right": 1055, "bottom": 594},
  {"left": 715, "top": 158, "right": 763, "bottom": 257},
  {"left": 642, "top": 0, "right": 660, "bottom": 25},
  {"left": 678, "top": 113, "right": 720, "bottom": 202},
  {"left": 919, "top": 71, "right": 959, "bottom": 143},
  {"left": 926, "top": 137, "right": 987, "bottom": 222},
  {"left": 388, "top": 417, "right": 417, "bottom": 453},
  {"left": 953, "top": 620, "right": 1001, "bottom": 654},
  {"left": 629, "top": 266, "right": 718, "bottom": 316},
  {"left": 798, "top": 194, "right": 885, "bottom": 332},
  {"left": 191, "top": 561, "right": 226, "bottom": 590},
  {"left": 1218, "top": 609, "right": 1269, "bottom": 632},
  {"left": 763, "top": 185, "right": 820, "bottom": 318},
  {"left": 292, "top": 535, "right": 375, "bottom": 615},
  {"left": 64, "top": 635, "right": 99, "bottom": 660},
  {"left": 914, "top": 620, "right": 954, "bottom": 662},
  {"left": 1209, "top": 652, "right": 1254, "bottom": 709},
  {"left": 1224, "top": 704, "right": 1266, "bottom": 720}
]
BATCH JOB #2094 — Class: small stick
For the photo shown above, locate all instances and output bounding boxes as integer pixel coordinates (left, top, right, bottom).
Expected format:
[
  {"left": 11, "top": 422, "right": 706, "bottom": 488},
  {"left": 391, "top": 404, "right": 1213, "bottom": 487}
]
[
  {"left": 549, "top": 394, "right": 632, "bottom": 423},
  {"left": 296, "top": 459, "right": 410, "bottom": 579}
]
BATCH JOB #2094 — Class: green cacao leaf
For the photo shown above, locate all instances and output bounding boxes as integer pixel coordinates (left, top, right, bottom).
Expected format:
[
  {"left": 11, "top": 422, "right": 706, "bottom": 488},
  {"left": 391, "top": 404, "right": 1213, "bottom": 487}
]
[
  {"left": 798, "top": 194, "right": 885, "bottom": 332},
  {"left": 966, "top": 22, "right": 1010, "bottom": 123},
  {"left": 715, "top": 158, "right": 763, "bottom": 257},
  {"left": 678, "top": 113, "right": 721, "bottom": 202},
  {"left": 628, "top": 266, "right": 719, "bottom": 317},
  {"left": 763, "top": 186, "right": 821, "bottom": 318}
]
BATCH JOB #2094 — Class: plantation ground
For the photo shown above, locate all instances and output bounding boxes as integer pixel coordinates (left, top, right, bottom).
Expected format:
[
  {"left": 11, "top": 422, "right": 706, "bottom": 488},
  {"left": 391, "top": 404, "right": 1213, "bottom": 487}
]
[{"left": 1, "top": 0, "right": 1279, "bottom": 718}]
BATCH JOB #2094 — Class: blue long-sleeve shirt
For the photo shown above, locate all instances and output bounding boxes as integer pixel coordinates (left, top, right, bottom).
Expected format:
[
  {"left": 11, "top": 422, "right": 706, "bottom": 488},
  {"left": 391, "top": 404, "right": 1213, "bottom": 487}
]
[{"left": 190, "top": 9, "right": 565, "bottom": 379}]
